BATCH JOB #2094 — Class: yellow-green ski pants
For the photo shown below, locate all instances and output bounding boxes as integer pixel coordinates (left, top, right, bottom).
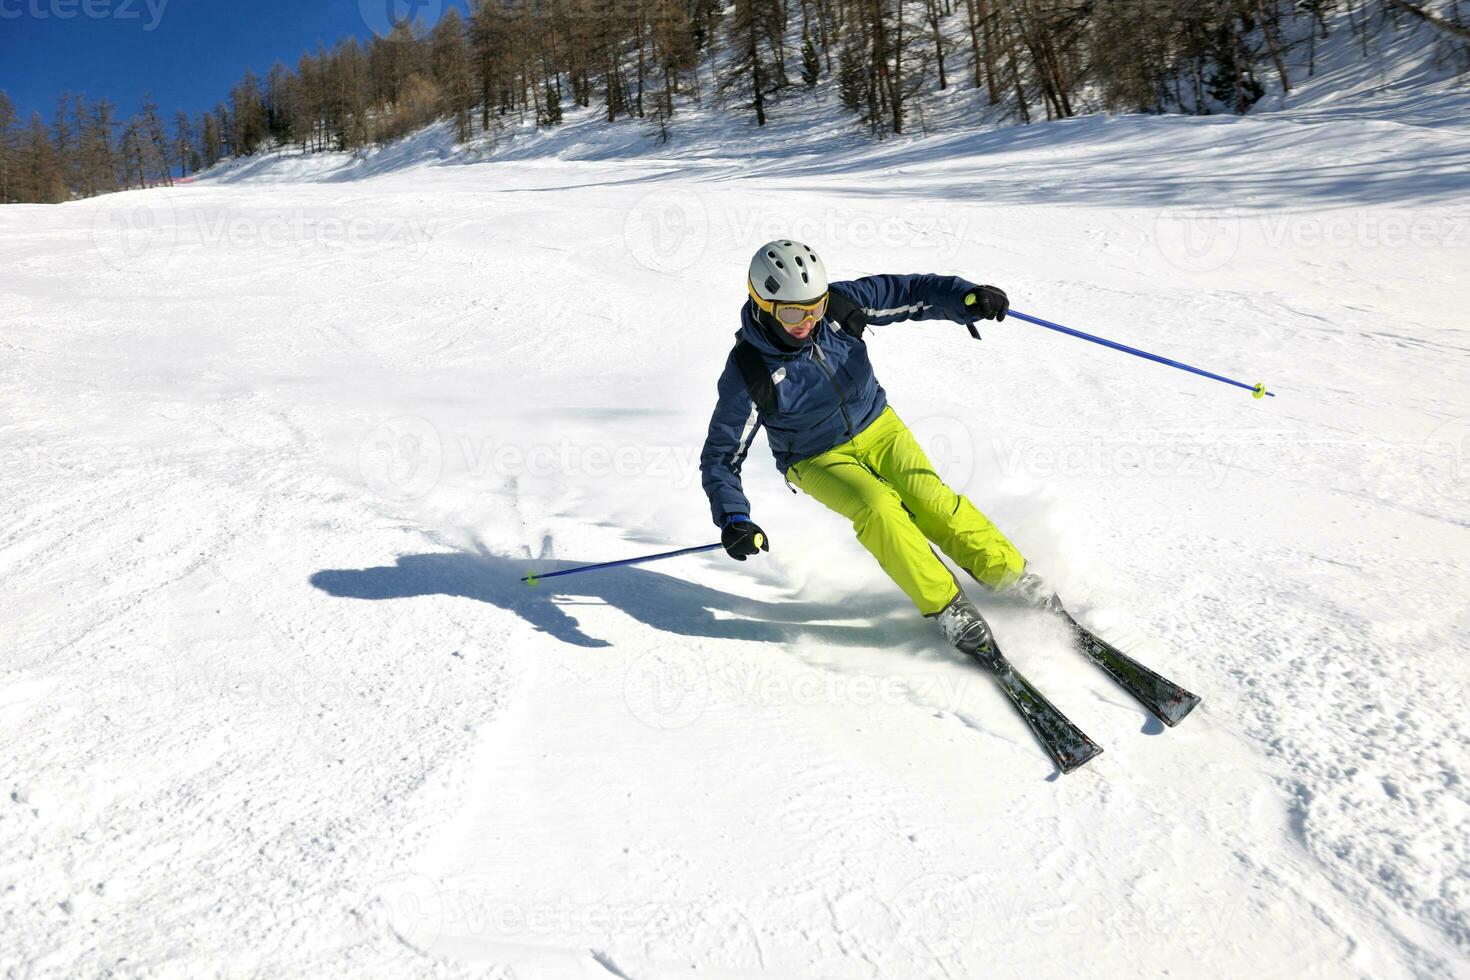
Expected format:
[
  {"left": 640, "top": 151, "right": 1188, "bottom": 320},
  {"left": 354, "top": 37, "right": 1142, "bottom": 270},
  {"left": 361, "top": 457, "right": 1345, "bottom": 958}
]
[{"left": 787, "top": 407, "right": 1025, "bottom": 616}]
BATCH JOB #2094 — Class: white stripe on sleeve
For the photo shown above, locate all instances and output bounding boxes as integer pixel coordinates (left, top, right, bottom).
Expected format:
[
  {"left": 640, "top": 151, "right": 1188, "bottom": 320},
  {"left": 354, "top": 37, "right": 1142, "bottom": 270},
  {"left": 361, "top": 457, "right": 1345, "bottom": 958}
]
[
  {"left": 730, "top": 403, "right": 759, "bottom": 466},
  {"left": 863, "top": 301, "right": 933, "bottom": 319}
]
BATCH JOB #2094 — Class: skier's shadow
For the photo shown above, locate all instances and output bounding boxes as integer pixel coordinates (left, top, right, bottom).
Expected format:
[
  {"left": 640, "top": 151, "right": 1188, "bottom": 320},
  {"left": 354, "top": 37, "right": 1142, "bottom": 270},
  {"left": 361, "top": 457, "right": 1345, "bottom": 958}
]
[{"left": 309, "top": 545, "right": 907, "bottom": 649}]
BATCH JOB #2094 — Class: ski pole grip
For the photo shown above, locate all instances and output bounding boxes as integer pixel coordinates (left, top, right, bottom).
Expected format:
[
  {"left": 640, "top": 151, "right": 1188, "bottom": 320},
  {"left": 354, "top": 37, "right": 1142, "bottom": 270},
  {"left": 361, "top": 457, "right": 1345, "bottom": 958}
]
[{"left": 963, "top": 292, "right": 982, "bottom": 340}]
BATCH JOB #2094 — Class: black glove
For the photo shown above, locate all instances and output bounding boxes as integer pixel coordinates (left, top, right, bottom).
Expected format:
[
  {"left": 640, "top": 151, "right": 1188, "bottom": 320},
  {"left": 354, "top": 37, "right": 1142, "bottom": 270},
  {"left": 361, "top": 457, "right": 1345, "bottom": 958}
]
[
  {"left": 721, "top": 518, "right": 769, "bottom": 561},
  {"left": 963, "top": 285, "right": 1009, "bottom": 323}
]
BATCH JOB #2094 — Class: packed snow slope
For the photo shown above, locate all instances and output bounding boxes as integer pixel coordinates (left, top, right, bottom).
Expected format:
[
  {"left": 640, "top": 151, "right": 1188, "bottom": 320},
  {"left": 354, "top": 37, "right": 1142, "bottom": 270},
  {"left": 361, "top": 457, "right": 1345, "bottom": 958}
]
[{"left": 4, "top": 70, "right": 1470, "bottom": 980}]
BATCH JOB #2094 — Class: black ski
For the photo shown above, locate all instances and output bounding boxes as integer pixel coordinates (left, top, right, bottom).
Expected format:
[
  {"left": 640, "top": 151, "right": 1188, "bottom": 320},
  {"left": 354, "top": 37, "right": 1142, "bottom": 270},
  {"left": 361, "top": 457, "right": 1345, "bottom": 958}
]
[
  {"left": 971, "top": 642, "right": 1103, "bottom": 774},
  {"left": 1060, "top": 611, "right": 1201, "bottom": 727}
]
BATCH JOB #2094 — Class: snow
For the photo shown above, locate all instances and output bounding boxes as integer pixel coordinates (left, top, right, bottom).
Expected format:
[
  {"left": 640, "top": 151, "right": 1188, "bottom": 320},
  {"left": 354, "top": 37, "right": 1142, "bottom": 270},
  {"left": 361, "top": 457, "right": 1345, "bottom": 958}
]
[{"left": 4, "top": 22, "right": 1470, "bottom": 979}]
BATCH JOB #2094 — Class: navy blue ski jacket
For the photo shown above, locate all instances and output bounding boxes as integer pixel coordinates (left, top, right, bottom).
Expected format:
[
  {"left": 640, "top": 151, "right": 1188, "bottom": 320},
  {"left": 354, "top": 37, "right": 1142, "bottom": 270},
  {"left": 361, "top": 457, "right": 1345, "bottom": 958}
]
[{"left": 700, "top": 273, "right": 982, "bottom": 526}]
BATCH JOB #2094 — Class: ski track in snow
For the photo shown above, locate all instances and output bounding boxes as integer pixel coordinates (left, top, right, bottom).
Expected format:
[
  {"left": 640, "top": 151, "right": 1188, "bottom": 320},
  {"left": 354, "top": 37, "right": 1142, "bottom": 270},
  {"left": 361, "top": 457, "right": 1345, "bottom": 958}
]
[{"left": 4, "top": 61, "right": 1470, "bottom": 979}]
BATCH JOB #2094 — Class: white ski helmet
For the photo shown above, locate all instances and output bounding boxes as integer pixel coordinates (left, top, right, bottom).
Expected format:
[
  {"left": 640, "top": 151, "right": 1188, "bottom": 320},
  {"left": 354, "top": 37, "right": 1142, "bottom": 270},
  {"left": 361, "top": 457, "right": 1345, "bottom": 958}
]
[{"left": 747, "top": 240, "right": 829, "bottom": 307}]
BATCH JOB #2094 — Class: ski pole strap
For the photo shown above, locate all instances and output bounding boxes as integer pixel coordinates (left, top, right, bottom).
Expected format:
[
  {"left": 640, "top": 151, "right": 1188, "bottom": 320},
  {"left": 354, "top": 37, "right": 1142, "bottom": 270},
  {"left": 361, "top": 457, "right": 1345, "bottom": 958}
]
[
  {"left": 521, "top": 542, "right": 723, "bottom": 585},
  {"left": 1006, "top": 309, "right": 1274, "bottom": 399}
]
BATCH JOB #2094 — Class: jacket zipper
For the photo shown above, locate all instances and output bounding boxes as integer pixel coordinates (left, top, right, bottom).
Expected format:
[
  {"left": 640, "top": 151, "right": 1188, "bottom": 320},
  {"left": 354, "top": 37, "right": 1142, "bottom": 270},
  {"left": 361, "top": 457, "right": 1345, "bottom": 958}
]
[{"left": 810, "top": 342, "right": 854, "bottom": 439}]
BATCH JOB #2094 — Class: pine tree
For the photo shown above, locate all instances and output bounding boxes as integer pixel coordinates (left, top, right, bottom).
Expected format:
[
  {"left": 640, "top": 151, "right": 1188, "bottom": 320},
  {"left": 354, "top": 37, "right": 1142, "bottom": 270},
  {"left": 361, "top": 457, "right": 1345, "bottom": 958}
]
[
  {"left": 174, "top": 112, "right": 195, "bottom": 177},
  {"left": 0, "top": 90, "right": 16, "bottom": 204},
  {"left": 802, "top": 34, "right": 822, "bottom": 86},
  {"left": 201, "top": 111, "right": 222, "bottom": 167},
  {"left": 265, "top": 61, "right": 295, "bottom": 144},
  {"left": 51, "top": 92, "right": 76, "bottom": 198},
  {"left": 721, "top": 0, "right": 785, "bottom": 126},
  {"left": 230, "top": 72, "right": 268, "bottom": 154},
  {"left": 81, "top": 99, "right": 118, "bottom": 196},
  {"left": 25, "top": 112, "right": 62, "bottom": 201},
  {"left": 431, "top": 8, "right": 475, "bottom": 142},
  {"left": 839, "top": 38, "right": 866, "bottom": 113},
  {"left": 543, "top": 79, "right": 564, "bottom": 125},
  {"left": 140, "top": 93, "right": 173, "bottom": 185}
]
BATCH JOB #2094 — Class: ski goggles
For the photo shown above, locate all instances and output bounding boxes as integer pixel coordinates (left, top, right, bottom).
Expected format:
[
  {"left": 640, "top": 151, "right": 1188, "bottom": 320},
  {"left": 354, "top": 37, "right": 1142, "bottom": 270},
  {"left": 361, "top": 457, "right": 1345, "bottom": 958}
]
[{"left": 748, "top": 282, "right": 829, "bottom": 326}]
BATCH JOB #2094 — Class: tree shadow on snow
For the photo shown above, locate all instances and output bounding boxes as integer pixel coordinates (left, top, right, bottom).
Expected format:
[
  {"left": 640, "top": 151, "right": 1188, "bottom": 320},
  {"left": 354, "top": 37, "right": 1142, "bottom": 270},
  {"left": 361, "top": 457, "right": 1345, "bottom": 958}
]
[{"left": 309, "top": 544, "right": 911, "bottom": 650}]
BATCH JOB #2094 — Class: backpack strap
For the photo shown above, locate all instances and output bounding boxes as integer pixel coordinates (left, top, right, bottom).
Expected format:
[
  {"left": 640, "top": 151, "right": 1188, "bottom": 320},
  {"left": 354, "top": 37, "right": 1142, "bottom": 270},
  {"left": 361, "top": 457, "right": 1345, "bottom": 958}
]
[
  {"left": 827, "top": 288, "right": 868, "bottom": 340},
  {"left": 733, "top": 338, "right": 778, "bottom": 415}
]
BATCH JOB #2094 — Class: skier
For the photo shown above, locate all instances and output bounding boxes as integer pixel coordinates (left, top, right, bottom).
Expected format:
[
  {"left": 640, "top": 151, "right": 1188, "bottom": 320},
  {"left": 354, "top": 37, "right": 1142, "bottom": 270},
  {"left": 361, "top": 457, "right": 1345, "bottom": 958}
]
[{"left": 700, "top": 240, "right": 1057, "bottom": 663}]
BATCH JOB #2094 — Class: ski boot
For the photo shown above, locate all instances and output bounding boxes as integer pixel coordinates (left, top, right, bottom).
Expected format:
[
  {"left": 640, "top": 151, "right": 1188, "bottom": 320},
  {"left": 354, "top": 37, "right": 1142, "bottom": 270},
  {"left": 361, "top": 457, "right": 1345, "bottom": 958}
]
[
  {"left": 932, "top": 593, "right": 1003, "bottom": 671},
  {"left": 1005, "top": 569, "right": 1063, "bottom": 614}
]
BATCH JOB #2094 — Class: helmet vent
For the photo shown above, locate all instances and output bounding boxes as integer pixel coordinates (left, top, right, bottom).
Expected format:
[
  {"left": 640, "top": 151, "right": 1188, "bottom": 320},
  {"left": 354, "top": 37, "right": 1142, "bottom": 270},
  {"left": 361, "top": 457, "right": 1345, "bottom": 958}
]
[
  {"left": 767, "top": 250, "right": 776, "bottom": 258},
  {"left": 794, "top": 256, "right": 804, "bottom": 267},
  {"left": 765, "top": 275, "right": 780, "bottom": 294},
  {"left": 801, "top": 272, "right": 809, "bottom": 283}
]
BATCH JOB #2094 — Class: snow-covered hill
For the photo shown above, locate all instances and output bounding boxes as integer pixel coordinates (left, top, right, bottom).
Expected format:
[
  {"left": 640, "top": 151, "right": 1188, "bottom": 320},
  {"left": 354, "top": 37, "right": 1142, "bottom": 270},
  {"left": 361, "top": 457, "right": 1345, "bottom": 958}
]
[
  {"left": 189, "top": 1, "right": 1470, "bottom": 190},
  {"left": 3, "top": 27, "right": 1469, "bottom": 978}
]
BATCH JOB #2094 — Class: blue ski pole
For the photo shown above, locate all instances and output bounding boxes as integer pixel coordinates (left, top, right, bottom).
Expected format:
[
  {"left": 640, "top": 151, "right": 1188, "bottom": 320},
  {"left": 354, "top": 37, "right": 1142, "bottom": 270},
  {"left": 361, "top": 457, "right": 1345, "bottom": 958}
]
[
  {"left": 521, "top": 542, "right": 728, "bottom": 585},
  {"left": 965, "top": 299, "right": 1274, "bottom": 399}
]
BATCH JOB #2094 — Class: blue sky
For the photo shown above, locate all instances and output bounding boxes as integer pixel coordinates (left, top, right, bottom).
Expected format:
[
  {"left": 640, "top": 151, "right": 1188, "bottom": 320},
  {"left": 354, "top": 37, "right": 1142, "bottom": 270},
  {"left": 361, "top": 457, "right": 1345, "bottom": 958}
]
[{"left": 0, "top": 0, "right": 469, "bottom": 123}]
